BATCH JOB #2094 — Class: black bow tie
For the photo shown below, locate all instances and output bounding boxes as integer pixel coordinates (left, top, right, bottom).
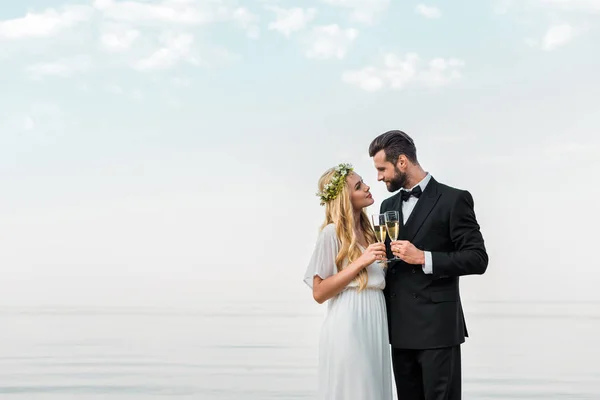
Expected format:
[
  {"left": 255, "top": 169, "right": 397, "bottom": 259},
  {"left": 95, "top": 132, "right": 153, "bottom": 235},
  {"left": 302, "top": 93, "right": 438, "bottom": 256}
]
[{"left": 400, "top": 186, "right": 422, "bottom": 201}]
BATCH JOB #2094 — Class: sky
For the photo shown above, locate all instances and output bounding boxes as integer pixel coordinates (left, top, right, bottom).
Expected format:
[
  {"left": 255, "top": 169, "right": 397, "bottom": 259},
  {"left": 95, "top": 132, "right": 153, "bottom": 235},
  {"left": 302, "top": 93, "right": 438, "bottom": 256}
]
[{"left": 1, "top": 0, "right": 599, "bottom": 308}]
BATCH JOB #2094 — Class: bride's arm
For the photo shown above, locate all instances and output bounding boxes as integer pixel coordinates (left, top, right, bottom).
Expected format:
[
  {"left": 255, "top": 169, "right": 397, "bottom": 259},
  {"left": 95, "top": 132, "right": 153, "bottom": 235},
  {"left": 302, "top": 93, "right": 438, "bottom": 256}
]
[
  {"left": 312, "top": 261, "right": 365, "bottom": 304},
  {"left": 312, "top": 243, "right": 385, "bottom": 304}
]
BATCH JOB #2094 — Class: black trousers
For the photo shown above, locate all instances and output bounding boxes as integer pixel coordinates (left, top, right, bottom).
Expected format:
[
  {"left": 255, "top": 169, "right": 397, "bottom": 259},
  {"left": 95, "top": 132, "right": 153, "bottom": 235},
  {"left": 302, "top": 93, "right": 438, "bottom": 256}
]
[{"left": 391, "top": 345, "right": 461, "bottom": 400}]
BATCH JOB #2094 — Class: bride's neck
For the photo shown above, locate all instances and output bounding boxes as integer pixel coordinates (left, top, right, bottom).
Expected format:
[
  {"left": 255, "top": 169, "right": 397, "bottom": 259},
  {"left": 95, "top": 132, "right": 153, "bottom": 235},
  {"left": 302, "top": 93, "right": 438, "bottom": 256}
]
[
  {"left": 353, "top": 209, "right": 362, "bottom": 227},
  {"left": 353, "top": 212, "right": 366, "bottom": 243}
]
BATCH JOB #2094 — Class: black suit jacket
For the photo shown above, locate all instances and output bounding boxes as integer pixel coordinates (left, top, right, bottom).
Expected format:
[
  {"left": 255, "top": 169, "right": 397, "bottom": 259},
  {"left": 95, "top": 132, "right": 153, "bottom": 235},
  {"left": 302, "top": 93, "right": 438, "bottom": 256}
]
[{"left": 381, "top": 177, "right": 488, "bottom": 349}]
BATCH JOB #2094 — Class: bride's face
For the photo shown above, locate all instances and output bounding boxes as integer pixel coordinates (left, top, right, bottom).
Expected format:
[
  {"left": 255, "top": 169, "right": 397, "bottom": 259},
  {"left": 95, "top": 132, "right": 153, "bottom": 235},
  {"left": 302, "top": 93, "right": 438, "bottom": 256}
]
[{"left": 346, "top": 172, "right": 374, "bottom": 210}]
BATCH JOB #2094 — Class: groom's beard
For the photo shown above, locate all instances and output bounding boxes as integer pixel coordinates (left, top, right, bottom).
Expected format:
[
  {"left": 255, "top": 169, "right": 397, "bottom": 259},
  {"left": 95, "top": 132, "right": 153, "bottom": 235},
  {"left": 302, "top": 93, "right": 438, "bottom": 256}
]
[{"left": 386, "top": 167, "right": 408, "bottom": 192}]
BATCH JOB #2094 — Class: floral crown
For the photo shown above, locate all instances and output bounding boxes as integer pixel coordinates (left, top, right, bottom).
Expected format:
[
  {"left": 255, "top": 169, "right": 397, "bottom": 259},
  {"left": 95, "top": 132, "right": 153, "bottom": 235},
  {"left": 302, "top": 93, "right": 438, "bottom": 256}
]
[{"left": 316, "top": 163, "right": 354, "bottom": 206}]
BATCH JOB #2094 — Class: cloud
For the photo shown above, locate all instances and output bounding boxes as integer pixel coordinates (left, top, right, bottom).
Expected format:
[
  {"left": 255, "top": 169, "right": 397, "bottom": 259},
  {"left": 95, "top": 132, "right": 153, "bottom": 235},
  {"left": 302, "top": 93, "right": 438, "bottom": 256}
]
[
  {"left": 26, "top": 55, "right": 91, "bottom": 78},
  {"left": 304, "top": 25, "right": 358, "bottom": 59},
  {"left": 94, "top": 0, "right": 262, "bottom": 38},
  {"left": 416, "top": 4, "right": 442, "bottom": 19},
  {"left": 0, "top": 5, "right": 92, "bottom": 39},
  {"left": 539, "top": 0, "right": 600, "bottom": 12},
  {"left": 499, "top": 1, "right": 593, "bottom": 49},
  {"left": 342, "top": 53, "right": 465, "bottom": 91},
  {"left": 2, "top": 0, "right": 257, "bottom": 79},
  {"left": 93, "top": 0, "right": 221, "bottom": 26},
  {"left": 106, "top": 83, "right": 125, "bottom": 94},
  {"left": 541, "top": 24, "right": 575, "bottom": 50},
  {"left": 105, "top": 84, "right": 144, "bottom": 100},
  {"left": 525, "top": 24, "right": 581, "bottom": 51},
  {"left": 267, "top": 7, "right": 316, "bottom": 36},
  {"left": 99, "top": 24, "right": 141, "bottom": 52},
  {"left": 133, "top": 33, "right": 200, "bottom": 71},
  {"left": 232, "top": 7, "right": 260, "bottom": 39},
  {"left": 22, "top": 116, "right": 35, "bottom": 131},
  {"left": 320, "top": 0, "right": 390, "bottom": 24},
  {"left": 3, "top": 103, "right": 70, "bottom": 134}
]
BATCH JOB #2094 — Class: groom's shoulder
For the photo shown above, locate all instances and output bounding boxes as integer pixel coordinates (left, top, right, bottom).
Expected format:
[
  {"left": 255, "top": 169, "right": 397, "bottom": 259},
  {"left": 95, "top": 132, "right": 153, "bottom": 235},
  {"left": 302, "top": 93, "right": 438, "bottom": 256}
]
[
  {"left": 380, "top": 192, "right": 401, "bottom": 210},
  {"left": 436, "top": 180, "right": 462, "bottom": 194},
  {"left": 434, "top": 179, "right": 474, "bottom": 202}
]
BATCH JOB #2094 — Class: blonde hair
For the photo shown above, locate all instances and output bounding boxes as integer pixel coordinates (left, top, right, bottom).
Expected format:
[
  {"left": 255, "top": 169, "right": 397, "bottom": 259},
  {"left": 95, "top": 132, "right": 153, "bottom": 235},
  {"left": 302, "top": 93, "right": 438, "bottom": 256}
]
[{"left": 317, "top": 167, "right": 377, "bottom": 291}]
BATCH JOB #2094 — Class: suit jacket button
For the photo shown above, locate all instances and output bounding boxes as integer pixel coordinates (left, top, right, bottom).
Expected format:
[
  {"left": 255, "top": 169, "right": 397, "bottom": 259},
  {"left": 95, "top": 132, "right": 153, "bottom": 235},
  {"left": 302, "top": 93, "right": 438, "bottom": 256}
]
[
  {"left": 391, "top": 268, "right": 396, "bottom": 274},
  {"left": 390, "top": 292, "right": 396, "bottom": 298},
  {"left": 412, "top": 293, "right": 418, "bottom": 298},
  {"left": 412, "top": 268, "right": 416, "bottom": 274}
]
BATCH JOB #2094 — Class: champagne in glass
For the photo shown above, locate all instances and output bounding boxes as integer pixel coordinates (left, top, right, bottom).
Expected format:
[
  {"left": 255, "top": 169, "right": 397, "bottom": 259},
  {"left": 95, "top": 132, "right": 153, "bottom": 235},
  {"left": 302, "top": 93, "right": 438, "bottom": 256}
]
[
  {"left": 371, "top": 214, "right": 388, "bottom": 264},
  {"left": 384, "top": 211, "right": 401, "bottom": 261},
  {"left": 371, "top": 214, "right": 388, "bottom": 243}
]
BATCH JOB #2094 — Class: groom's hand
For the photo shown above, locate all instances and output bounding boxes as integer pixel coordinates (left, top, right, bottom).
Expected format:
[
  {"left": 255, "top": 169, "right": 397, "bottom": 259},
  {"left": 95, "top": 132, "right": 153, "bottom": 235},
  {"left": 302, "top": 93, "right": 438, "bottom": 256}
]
[{"left": 391, "top": 241, "right": 425, "bottom": 265}]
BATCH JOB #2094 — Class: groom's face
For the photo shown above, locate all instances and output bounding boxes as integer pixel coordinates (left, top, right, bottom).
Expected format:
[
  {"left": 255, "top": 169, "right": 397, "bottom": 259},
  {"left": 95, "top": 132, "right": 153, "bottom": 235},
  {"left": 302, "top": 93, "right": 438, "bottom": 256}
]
[{"left": 373, "top": 150, "right": 408, "bottom": 193}]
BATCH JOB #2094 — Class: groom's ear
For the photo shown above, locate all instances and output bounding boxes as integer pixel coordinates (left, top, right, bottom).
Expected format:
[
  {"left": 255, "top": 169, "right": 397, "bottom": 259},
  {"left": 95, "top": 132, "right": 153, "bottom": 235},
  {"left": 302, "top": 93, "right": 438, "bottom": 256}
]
[{"left": 396, "top": 154, "right": 407, "bottom": 169}]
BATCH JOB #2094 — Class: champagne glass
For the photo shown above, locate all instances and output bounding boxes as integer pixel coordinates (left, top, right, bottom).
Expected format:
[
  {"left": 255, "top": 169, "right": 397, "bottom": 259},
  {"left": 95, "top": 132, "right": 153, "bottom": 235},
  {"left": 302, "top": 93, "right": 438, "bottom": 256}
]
[
  {"left": 371, "top": 214, "right": 388, "bottom": 264},
  {"left": 384, "top": 211, "right": 401, "bottom": 261}
]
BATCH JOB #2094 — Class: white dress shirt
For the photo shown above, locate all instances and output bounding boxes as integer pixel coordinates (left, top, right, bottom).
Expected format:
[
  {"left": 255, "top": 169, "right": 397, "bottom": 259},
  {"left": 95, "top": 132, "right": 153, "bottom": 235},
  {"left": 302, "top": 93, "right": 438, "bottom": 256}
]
[{"left": 400, "top": 173, "right": 433, "bottom": 274}]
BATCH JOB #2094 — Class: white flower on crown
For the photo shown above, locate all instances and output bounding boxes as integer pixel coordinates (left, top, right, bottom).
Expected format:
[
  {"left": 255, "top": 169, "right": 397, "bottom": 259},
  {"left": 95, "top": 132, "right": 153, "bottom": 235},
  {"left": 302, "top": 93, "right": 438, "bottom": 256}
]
[{"left": 316, "top": 163, "right": 354, "bottom": 206}]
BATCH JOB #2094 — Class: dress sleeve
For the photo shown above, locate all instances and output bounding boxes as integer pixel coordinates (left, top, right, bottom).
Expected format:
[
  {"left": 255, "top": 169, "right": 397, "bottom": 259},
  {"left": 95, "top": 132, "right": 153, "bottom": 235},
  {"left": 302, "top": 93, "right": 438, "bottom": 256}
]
[{"left": 303, "top": 224, "right": 339, "bottom": 288}]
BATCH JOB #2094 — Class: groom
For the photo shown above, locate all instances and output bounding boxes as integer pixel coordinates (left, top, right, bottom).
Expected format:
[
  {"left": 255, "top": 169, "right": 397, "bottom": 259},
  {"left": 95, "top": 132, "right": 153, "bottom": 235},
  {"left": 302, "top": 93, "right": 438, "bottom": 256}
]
[{"left": 369, "top": 130, "right": 488, "bottom": 400}]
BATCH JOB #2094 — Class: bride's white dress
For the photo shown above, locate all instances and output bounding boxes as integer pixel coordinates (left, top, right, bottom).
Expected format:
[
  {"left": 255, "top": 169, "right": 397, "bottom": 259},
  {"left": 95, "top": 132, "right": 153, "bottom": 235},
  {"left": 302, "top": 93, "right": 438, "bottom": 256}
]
[{"left": 304, "top": 223, "right": 393, "bottom": 400}]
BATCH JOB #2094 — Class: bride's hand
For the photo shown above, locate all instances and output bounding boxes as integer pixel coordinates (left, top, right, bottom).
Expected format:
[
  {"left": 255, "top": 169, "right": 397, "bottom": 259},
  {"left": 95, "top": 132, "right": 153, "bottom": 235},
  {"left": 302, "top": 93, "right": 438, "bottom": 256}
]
[{"left": 358, "top": 243, "right": 387, "bottom": 267}]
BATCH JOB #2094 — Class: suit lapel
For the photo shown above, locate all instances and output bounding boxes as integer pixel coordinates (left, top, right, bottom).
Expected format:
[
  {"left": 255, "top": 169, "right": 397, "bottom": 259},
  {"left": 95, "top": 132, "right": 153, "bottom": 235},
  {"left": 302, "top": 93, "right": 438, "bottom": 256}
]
[
  {"left": 403, "top": 177, "right": 442, "bottom": 242},
  {"left": 395, "top": 194, "right": 405, "bottom": 231}
]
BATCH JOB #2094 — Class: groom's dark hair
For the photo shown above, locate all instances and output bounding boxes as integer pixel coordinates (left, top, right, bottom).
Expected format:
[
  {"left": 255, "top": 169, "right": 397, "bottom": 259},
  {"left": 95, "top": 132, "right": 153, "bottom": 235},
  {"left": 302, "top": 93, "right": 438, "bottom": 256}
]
[{"left": 369, "top": 130, "right": 418, "bottom": 165}]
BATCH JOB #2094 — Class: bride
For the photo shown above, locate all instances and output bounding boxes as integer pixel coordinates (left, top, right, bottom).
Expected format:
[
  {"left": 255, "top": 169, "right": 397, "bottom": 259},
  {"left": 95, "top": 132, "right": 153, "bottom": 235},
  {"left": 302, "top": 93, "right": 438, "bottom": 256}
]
[{"left": 303, "top": 163, "right": 393, "bottom": 399}]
